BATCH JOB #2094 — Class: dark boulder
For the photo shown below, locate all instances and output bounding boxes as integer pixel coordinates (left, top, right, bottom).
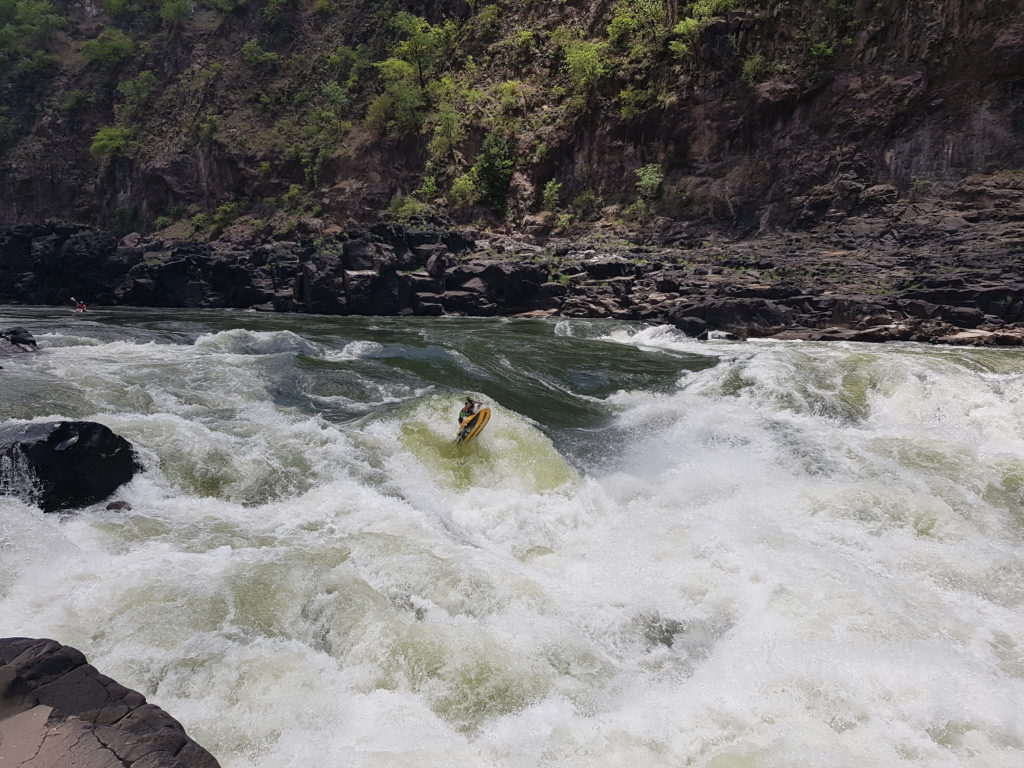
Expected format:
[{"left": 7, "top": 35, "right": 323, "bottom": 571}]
[
  {"left": 582, "top": 257, "right": 635, "bottom": 280},
  {"left": 0, "top": 637, "right": 220, "bottom": 768},
  {"left": 0, "top": 422, "right": 139, "bottom": 512},
  {"left": 0, "top": 328, "right": 38, "bottom": 356},
  {"left": 669, "top": 298, "right": 795, "bottom": 337},
  {"left": 673, "top": 316, "right": 708, "bottom": 338}
]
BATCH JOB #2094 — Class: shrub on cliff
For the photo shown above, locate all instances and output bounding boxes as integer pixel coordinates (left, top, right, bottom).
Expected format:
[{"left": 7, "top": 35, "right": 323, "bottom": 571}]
[
  {"left": 241, "top": 39, "right": 279, "bottom": 70},
  {"left": 472, "top": 133, "right": 514, "bottom": 213},
  {"left": 447, "top": 172, "right": 478, "bottom": 209},
  {"left": 159, "top": 0, "right": 190, "bottom": 25},
  {"left": 564, "top": 39, "right": 608, "bottom": 92},
  {"left": 81, "top": 28, "right": 134, "bottom": 67},
  {"left": 0, "top": 0, "right": 64, "bottom": 53},
  {"left": 117, "top": 70, "right": 155, "bottom": 122},
  {"left": 542, "top": 179, "right": 562, "bottom": 211},
  {"left": 635, "top": 164, "right": 664, "bottom": 199},
  {"left": 90, "top": 125, "right": 136, "bottom": 160},
  {"left": 607, "top": 0, "right": 666, "bottom": 59}
]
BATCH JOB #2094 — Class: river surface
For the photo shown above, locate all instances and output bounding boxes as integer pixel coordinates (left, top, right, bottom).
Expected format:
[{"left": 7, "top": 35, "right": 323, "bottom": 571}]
[{"left": 1, "top": 307, "right": 1022, "bottom": 767}]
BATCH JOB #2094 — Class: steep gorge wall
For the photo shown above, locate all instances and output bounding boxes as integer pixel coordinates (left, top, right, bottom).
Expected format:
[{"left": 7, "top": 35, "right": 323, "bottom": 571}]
[
  {"left": 1, "top": 0, "right": 1022, "bottom": 233},
  {"left": 554, "top": 0, "right": 1024, "bottom": 229}
]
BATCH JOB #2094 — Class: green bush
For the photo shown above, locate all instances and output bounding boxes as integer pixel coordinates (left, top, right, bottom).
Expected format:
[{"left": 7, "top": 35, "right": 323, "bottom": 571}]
[
  {"left": 89, "top": 125, "right": 136, "bottom": 160},
  {"left": 81, "top": 28, "right": 134, "bottom": 67},
  {"left": 542, "top": 179, "right": 562, "bottom": 211},
  {"left": 447, "top": 172, "right": 477, "bottom": 209},
  {"left": 635, "top": 163, "right": 664, "bottom": 198},
  {"left": 688, "top": 0, "right": 736, "bottom": 20},
  {"left": 472, "top": 133, "right": 514, "bottom": 212},
  {"left": 365, "top": 58, "right": 425, "bottom": 135},
  {"left": 281, "top": 183, "right": 306, "bottom": 211},
  {"left": 153, "top": 215, "right": 172, "bottom": 230},
  {"left": 617, "top": 86, "right": 652, "bottom": 119},
  {"left": 159, "top": 0, "right": 190, "bottom": 24},
  {"left": 117, "top": 70, "right": 155, "bottom": 121},
  {"left": 263, "top": 0, "right": 292, "bottom": 20},
  {"left": 57, "top": 89, "right": 91, "bottom": 111},
  {"left": 196, "top": 111, "right": 219, "bottom": 142},
  {"left": 0, "top": 0, "right": 64, "bottom": 60},
  {"left": 563, "top": 39, "right": 608, "bottom": 93},
  {"left": 388, "top": 195, "right": 429, "bottom": 221},
  {"left": 621, "top": 199, "right": 649, "bottom": 221},
  {"left": 415, "top": 175, "right": 438, "bottom": 200},
  {"left": 741, "top": 53, "right": 772, "bottom": 85},
  {"left": 571, "top": 189, "right": 603, "bottom": 220},
  {"left": 392, "top": 12, "right": 449, "bottom": 88},
  {"left": 241, "top": 39, "right": 279, "bottom": 70},
  {"left": 809, "top": 40, "right": 835, "bottom": 63},
  {"left": 606, "top": 0, "right": 664, "bottom": 58},
  {"left": 190, "top": 212, "right": 211, "bottom": 232},
  {"left": 427, "top": 100, "right": 464, "bottom": 165},
  {"left": 320, "top": 80, "right": 346, "bottom": 106}
]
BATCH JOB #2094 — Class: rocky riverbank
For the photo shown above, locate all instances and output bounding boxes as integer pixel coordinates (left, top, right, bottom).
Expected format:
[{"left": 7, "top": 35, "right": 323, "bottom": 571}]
[
  {"left": 2, "top": 174, "right": 1023, "bottom": 345},
  {"left": 0, "top": 637, "right": 219, "bottom": 768}
]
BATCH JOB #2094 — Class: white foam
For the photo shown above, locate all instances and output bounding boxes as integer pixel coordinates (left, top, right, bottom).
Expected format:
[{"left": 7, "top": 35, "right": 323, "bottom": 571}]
[{"left": 2, "top": 328, "right": 1023, "bottom": 768}]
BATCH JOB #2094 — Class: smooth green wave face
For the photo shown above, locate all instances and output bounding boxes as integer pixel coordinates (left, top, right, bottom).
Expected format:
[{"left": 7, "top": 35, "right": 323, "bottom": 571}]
[{"left": 1, "top": 307, "right": 1023, "bottom": 767}]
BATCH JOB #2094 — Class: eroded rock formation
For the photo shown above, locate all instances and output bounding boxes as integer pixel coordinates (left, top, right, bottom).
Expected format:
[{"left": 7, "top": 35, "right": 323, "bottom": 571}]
[{"left": 0, "top": 638, "right": 219, "bottom": 768}]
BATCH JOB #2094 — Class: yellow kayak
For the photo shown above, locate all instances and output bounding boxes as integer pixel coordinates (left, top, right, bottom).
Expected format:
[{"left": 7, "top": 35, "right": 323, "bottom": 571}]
[{"left": 456, "top": 407, "right": 491, "bottom": 444}]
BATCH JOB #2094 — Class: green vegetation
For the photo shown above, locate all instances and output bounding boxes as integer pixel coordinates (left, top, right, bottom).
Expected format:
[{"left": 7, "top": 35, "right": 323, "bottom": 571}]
[
  {"left": 81, "top": 28, "right": 134, "bottom": 67},
  {"left": 90, "top": 125, "right": 136, "bottom": 160},
  {"left": 542, "top": 179, "right": 562, "bottom": 211},
  {"left": 621, "top": 198, "right": 649, "bottom": 221},
  {"left": 635, "top": 164, "right": 664, "bottom": 199},
  {"left": 388, "top": 194, "right": 430, "bottom": 221},
  {"left": 158, "top": 0, "right": 190, "bottom": 25},
  {"left": 572, "top": 189, "right": 604, "bottom": 221},
  {"left": 241, "top": 39, "right": 279, "bottom": 70},
  {"left": 607, "top": 0, "right": 664, "bottom": 59},
  {"left": 563, "top": 39, "right": 608, "bottom": 93},
  {"left": 0, "top": 0, "right": 63, "bottom": 80},
  {"left": 472, "top": 133, "right": 514, "bottom": 213},
  {"left": 117, "top": 70, "right": 155, "bottom": 122},
  {"left": 618, "top": 86, "right": 652, "bottom": 119},
  {"left": 0, "top": 0, "right": 885, "bottom": 230},
  {"left": 448, "top": 172, "right": 477, "bottom": 209}
]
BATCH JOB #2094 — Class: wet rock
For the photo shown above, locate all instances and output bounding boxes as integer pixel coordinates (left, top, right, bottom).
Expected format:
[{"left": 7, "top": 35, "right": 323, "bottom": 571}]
[
  {"left": 0, "top": 637, "right": 220, "bottom": 768},
  {"left": 0, "top": 328, "right": 38, "bottom": 355},
  {"left": 0, "top": 422, "right": 139, "bottom": 512},
  {"left": 672, "top": 316, "right": 708, "bottom": 338},
  {"left": 669, "top": 298, "right": 795, "bottom": 337}
]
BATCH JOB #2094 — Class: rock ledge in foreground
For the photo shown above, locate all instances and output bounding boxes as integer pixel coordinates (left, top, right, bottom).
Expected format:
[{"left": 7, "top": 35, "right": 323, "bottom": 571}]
[{"left": 0, "top": 637, "right": 220, "bottom": 768}]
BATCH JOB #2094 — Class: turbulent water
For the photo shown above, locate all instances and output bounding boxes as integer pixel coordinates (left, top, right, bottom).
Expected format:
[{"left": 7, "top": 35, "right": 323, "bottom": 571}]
[{"left": 1, "top": 307, "right": 1022, "bottom": 767}]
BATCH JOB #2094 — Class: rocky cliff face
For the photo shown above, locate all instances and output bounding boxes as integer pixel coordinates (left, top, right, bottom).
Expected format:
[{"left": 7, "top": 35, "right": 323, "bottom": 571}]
[{"left": 0, "top": 0, "right": 1021, "bottom": 235}]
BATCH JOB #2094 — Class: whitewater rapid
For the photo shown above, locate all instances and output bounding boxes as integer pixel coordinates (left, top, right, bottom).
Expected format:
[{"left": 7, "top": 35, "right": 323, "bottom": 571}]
[{"left": 1, "top": 309, "right": 1022, "bottom": 767}]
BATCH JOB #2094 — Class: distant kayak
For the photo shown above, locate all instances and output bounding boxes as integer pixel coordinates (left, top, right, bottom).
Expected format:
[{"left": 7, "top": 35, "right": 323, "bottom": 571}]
[{"left": 456, "top": 407, "right": 490, "bottom": 444}]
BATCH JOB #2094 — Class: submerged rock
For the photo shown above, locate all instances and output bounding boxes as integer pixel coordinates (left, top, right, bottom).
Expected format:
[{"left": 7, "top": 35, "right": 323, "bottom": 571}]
[
  {"left": 0, "top": 637, "right": 220, "bottom": 768},
  {"left": 0, "top": 422, "right": 138, "bottom": 512}
]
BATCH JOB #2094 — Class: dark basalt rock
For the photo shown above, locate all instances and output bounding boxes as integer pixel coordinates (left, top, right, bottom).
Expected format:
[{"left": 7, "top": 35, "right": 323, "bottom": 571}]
[
  {"left": 0, "top": 637, "right": 220, "bottom": 768},
  {"left": 0, "top": 422, "right": 139, "bottom": 512},
  {"left": 0, "top": 328, "right": 38, "bottom": 356}
]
